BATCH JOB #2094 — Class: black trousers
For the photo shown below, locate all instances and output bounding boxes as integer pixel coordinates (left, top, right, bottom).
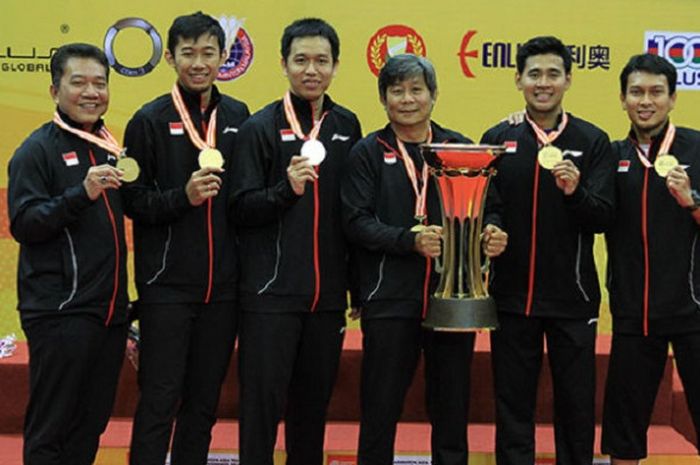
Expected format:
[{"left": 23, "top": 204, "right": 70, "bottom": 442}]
[
  {"left": 491, "top": 312, "right": 596, "bottom": 465},
  {"left": 238, "top": 311, "right": 346, "bottom": 465},
  {"left": 22, "top": 315, "right": 127, "bottom": 465},
  {"left": 129, "top": 301, "right": 237, "bottom": 465},
  {"left": 358, "top": 317, "right": 475, "bottom": 465},
  {"left": 602, "top": 330, "right": 700, "bottom": 459}
]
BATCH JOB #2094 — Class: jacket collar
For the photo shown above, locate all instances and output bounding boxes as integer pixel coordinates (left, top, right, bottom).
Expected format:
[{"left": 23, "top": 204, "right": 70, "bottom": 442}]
[
  {"left": 55, "top": 107, "right": 105, "bottom": 134},
  {"left": 627, "top": 120, "right": 671, "bottom": 155},
  {"left": 286, "top": 91, "right": 335, "bottom": 129},
  {"left": 177, "top": 82, "right": 222, "bottom": 121}
]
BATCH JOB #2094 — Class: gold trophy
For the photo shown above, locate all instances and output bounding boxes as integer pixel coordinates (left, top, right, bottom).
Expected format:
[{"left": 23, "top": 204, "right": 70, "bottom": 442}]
[{"left": 420, "top": 143, "right": 508, "bottom": 331}]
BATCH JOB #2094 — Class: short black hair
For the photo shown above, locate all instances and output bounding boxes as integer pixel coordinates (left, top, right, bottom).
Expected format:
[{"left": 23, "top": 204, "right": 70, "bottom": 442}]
[
  {"left": 168, "top": 11, "right": 225, "bottom": 55},
  {"left": 50, "top": 43, "right": 109, "bottom": 88},
  {"left": 620, "top": 53, "right": 677, "bottom": 95},
  {"left": 378, "top": 54, "right": 438, "bottom": 99},
  {"left": 516, "top": 36, "right": 572, "bottom": 74},
  {"left": 281, "top": 18, "right": 340, "bottom": 63}
]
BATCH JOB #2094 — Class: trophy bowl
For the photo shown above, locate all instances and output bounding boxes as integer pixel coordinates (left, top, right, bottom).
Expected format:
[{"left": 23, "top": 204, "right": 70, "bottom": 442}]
[{"left": 420, "top": 143, "right": 508, "bottom": 332}]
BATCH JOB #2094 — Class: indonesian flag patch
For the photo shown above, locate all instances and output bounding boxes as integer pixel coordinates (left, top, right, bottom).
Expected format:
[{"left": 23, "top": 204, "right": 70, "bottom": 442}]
[
  {"left": 62, "top": 151, "right": 79, "bottom": 166},
  {"left": 169, "top": 122, "right": 184, "bottom": 135},
  {"left": 504, "top": 140, "right": 518, "bottom": 153},
  {"left": 384, "top": 152, "right": 397, "bottom": 165},
  {"left": 279, "top": 129, "right": 296, "bottom": 142},
  {"left": 618, "top": 159, "right": 631, "bottom": 172}
]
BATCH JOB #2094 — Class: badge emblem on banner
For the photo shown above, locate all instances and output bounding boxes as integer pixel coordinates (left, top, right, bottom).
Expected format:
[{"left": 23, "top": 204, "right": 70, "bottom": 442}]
[
  {"left": 366, "top": 25, "right": 427, "bottom": 76},
  {"left": 217, "top": 16, "right": 254, "bottom": 82}
]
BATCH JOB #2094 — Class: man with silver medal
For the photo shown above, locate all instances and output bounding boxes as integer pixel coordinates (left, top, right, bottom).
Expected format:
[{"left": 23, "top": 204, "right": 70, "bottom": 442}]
[{"left": 230, "top": 18, "right": 362, "bottom": 465}]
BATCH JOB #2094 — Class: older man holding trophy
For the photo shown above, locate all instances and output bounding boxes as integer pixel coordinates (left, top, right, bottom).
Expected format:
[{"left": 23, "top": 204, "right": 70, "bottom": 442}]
[{"left": 341, "top": 53, "right": 507, "bottom": 465}]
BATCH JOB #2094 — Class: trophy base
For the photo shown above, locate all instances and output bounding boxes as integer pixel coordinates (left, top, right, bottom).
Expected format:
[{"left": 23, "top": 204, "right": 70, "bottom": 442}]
[{"left": 422, "top": 296, "right": 499, "bottom": 332}]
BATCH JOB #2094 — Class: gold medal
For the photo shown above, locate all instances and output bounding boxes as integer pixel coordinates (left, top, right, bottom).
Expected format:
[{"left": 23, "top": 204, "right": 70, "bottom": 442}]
[
  {"left": 654, "top": 154, "right": 678, "bottom": 177},
  {"left": 198, "top": 148, "right": 224, "bottom": 169},
  {"left": 117, "top": 157, "right": 140, "bottom": 183},
  {"left": 538, "top": 145, "right": 563, "bottom": 170},
  {"left": 410, "top": 223, "right": 427, "bottom": 233}
]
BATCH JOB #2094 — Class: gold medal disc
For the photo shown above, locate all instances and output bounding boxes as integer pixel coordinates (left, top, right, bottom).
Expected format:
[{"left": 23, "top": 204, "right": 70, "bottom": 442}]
[
  {"left": 117, "top": 157, "right": 140, "bottom": 183},
  {"left": 198, "top": 148, "right": 224, "bottom": 169},
  {"left": 654, "top": 154, "right": 679, "bottom": 177},
  {"left": 410, "top": 223, "right": 427, "bottom": 233},
  {"left": 538, "top": 145, "right": 563, "bottom": 170}
]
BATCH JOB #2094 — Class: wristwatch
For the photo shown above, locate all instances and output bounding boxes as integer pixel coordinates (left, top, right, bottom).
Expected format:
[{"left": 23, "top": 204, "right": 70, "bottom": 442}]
[{"left": 687, "top": 189, "right": 700, "bottom": 212}]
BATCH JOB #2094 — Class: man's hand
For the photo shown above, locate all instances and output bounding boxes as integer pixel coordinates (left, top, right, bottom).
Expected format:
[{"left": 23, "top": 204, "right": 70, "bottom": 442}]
[
  {"left": 552, "top": 159, "right": 580, "bottom": 195},
  {"left": 482, "top": 224, "right": 508, "bottom": 258},
  {"left": 186, "top": 166, "right": 224, "bottom": 206},
  {"left": 414, "top": 225, "right": 443, "bottom": 258},
  {"left": 666, "top": 165, "right": 693, "bottom": 208},
  {"left": 287, "top": 155, "right": 318, "bottom": 196},
  {"left": 83, "top": 164, "right": 123, "bottom": 200}
]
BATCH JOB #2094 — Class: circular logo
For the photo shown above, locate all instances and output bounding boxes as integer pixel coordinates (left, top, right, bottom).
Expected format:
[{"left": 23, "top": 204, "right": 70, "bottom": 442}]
[
  {"left": 366, "top": 25, "right": 427, "bottom": 76},
  {"left": 104, "top": 18, "right": 162, "bottom": 77},
  {"left": 218, "top": 27, "right": 254, "bottom": 81}
]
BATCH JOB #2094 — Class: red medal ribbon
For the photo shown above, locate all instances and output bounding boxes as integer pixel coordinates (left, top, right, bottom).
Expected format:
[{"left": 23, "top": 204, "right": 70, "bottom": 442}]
[
  {"left": 631, "top": 123, "right": 676, "bottom": 169},
  {"left": 379, "top": 127, "right": 433, "bottom": 222},
  {"left": 525, "top": 111, "right": 569, "bottom": 148},
  {"left": 282, "top": 91, "right": 328, "bottom": 142},
  {"left": 171, "top": 84, "right": 217, "bottom": 150},
  {"left": 52, "top": 112, "right": 123, "bottom": 156}
]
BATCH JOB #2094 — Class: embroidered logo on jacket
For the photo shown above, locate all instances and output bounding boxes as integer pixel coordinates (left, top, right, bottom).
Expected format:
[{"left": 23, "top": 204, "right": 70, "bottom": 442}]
[
  {"left": 332, "top": 133, "right": 350, "bottom": 142},
  {"left": 169, "top": 122, "right": 184, "bottom": 135},
  {"left": 280, "top": 129, "right": 295, "bottom": 142},
  {"left": 223, "top": 126, "right": 239, "bottom": 134},
  {"left": 384, "top": 152, "right": 397, "bottom": 165},
  {"left": 618, "top": 159, "right": 631, "bottom": 172},
  {"left": 62, "top": 151, "right": 79, "bottom": 166}
]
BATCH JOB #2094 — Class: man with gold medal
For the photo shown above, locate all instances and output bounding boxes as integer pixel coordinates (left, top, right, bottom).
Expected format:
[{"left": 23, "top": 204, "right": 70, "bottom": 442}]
[
  {"left": 602, "top": 54, "right": 700, "bottom": 465},
  {"left": 230, "top": 18, "right": 361, "bottom": 465},
  {"left": 341, "top": 54, "right": 478, "bottom": 465},
  {"left": 121, "top": 12, "right": 250, "bottom": 465},
  {"left": 8, "top": 43, "right": 129, "bottom": 465},
  {"left": 480, "top": 36, "right": 615, "bottom": 465}
]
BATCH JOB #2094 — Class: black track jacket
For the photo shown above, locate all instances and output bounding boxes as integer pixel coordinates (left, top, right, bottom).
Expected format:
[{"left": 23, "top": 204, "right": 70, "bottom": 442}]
[
  {"left": 341, "top": 122, "right": 471, "bottom": 319},
  {"left": 607, "top": 124, "right": 700, "bottom": 335},
  {"left": 8, "top": 111, "right": 128, "bottom": 325},
  {"left": 482, "top": 113, "right": 615, "bottom": 319},
  {"left": 122, "top": 84, "right": 249, "bottom": 305},
  {"left": 230, "top": 93, "right": 361, "bottom": 313}
]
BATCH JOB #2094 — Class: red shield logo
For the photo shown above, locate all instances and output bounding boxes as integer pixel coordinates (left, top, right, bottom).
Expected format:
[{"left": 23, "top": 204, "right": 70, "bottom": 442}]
[{"left": 366, "top": 25, "right": 427, "bottom": 76}]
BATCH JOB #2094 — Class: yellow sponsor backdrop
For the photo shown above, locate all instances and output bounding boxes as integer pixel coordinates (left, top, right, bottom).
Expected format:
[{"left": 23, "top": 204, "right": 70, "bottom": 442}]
[{"left": 2, "top": 0, "right": 700, "bottom": 339}]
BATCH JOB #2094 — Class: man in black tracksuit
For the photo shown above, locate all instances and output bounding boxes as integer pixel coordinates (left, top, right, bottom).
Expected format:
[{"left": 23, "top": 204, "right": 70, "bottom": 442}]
[
  {"left": 341, "top": 54, "right": 479, "bottom": 465},
  {"left": 602, "top": 54, "right": 700, "bottom": 465},
  {"left": 230, "top": 18, "right": 361, "bottom": 465},
  {"left": 8, "top": 43, "right": 128, "bottom": 465},
  {"left": 481, "top": 37, "right": 615, "bottom": 465},
  {"left": 121, "top": 13, "right": 249, "bottom": 465}
]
